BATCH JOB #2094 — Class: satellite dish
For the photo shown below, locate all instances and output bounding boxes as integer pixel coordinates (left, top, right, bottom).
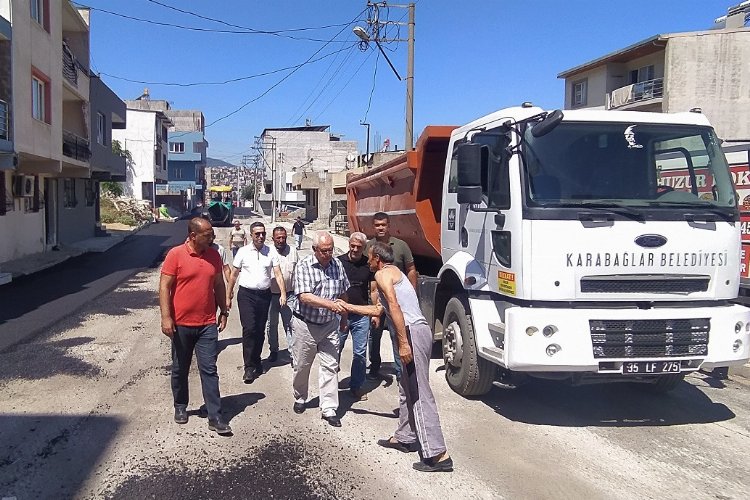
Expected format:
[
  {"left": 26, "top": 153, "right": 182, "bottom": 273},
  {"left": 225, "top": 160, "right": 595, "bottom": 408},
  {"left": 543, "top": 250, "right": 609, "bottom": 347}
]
[{"left": 346, "top": 153, "right": 356, "bottom": 162}]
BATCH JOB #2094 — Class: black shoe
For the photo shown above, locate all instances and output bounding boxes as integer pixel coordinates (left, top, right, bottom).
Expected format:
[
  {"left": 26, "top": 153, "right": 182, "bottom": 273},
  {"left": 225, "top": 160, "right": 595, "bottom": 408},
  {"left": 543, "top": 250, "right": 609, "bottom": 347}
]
[
  {"left": 243, "top": 368, "right": 257, "bottom": 384},
  {"left": 293, "top": 402, "right": 306, "bottom": 414},
  {"left": 413, "top": 456, "right": 453, "bottom": 472},
  {"left": 366, "top": 368, "right": 380, "bottom": 380},
  {"left": 268, "top": 351, "right": 278, "bottom": 362},
  {"left": 208, "top": 418, "right": 232, "bottom": 435},
  {"left": 174, "top": 406, "right": 188, "bottom": 424},
  {"left": 377, "top": 437, "right": 419, "bottom": 453},
  {"left": 322, "top": 414, "right": 341, "bottom": 427},
  {"left": 349, "top": 387, "right": 368, "bottom": 401}
]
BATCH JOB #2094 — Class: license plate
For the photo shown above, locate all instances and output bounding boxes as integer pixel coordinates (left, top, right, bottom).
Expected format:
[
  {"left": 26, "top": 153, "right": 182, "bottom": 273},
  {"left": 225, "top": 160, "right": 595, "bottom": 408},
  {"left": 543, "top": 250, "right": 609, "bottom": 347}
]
[{"left": 622, "top": 361, "right": 681, "bottom": 375}]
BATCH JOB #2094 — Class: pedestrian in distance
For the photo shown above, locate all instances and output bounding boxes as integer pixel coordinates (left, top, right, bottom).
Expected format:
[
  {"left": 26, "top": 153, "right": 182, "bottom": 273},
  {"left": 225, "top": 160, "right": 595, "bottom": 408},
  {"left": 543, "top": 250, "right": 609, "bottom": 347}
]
[
  {"left": 227, "top": 222, "right": 287, "bottom": 384},
  {"left": 159, "top": 217, "right": 232, "bottom": 435},
  {"left": 337, "top": 241, "right": 452, "bottom": 472},
  {"left": 209, "top": 229, "right": 232, "bottom": 285},
  {"left": 367, "top": 212, "right": 418, "bottom": 381},
  {"left": 266, "top": 226, "right": 299, "bottom": 365},
  {"left": 291, "top": 231, "right": 350, "bottom": 427},
  {"left": 292, "top": 216, "right": 306, "bottom": 250},
  {"left": 337, "top": 232, "right": 373, "bottom": 401},
  {"left": 228, "top": 219, "right": 247, "bottom": 257}
]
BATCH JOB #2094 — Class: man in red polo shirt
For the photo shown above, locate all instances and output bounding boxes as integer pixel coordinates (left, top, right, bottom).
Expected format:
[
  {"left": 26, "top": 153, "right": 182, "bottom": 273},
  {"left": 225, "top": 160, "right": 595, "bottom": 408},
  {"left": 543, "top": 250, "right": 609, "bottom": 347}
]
[{"left": 159, "top": 217, "right": 232, "bottom": 435}]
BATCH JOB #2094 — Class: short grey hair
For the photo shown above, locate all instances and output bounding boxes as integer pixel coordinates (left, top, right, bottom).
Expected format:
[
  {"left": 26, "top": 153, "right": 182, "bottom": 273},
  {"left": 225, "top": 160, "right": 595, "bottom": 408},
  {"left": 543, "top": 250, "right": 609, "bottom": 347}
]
[
  {"left": 349, "top": 232, "right": 367, "bottom": 245},
  {"left": 311, "top": 230, "right": 333, "bottom": 247}
]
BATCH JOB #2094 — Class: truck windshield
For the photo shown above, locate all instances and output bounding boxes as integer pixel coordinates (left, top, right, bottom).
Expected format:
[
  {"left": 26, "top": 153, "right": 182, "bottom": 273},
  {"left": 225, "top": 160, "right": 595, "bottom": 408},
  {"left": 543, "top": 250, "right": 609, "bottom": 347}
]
[{"left": 520, "top": 122, "right": 736, "bottom": 212}]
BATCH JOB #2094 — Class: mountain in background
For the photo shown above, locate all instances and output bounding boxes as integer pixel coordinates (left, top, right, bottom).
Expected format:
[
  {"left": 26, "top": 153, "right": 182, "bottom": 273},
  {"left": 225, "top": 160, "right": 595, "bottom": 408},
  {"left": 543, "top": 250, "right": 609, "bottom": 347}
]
[{"left": 206, "top": 157, "right": 239, "bottom": 168}]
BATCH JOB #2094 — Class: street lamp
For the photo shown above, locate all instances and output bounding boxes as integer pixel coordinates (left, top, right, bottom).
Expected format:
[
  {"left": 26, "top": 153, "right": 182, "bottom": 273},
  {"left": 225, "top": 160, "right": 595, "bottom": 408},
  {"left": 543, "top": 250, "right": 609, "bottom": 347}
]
[{"left": 353, "top": 26, "right": 402, "bottom": 80}]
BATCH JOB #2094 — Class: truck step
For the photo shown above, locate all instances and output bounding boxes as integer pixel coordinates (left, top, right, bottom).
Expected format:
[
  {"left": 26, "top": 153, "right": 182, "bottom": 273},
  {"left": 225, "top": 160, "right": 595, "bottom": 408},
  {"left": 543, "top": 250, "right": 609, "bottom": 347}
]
[{"left": 487, "top": 322, "right": 505, "bottom": 349}]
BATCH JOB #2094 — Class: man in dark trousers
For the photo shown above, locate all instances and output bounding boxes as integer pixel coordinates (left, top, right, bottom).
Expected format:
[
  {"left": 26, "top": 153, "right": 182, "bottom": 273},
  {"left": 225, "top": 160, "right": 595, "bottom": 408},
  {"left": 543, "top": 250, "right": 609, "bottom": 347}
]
[
  {"left": 367, "top": 212, "right": 418, "bottom": 380},
  {"left": 338, "top": 241, "right": 452, "bottom": 472},
  {"left": 159, "top": 217, "right": 232, "bottom": 435},
  {"left": 292, "top": 216, "right": 306, "bottom": 250},
  {"left": 227, "top": 222, "right": 286, "bottom": 384},
  {"left": 337, "top": 232, "right": 373, "bottom": 401}
]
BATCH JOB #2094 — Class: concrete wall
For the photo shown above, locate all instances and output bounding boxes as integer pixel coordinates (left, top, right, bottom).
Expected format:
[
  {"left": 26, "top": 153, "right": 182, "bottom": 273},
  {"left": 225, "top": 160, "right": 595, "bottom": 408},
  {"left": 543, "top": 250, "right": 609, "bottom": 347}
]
[
  {"left": 563, "top": 66, "right": 607, "bottom": 110},
  {"left": 664, "top": 31, "right": 750, "bottom": 141},
  {"left": 89, "top": 75, "right": 126, "bottom": 180},
  {"left": 0, "top": 171, "right": 45, "bottom": 263},
  {"left": 56, "top": 177, "right": 94, "bottom": 243}
]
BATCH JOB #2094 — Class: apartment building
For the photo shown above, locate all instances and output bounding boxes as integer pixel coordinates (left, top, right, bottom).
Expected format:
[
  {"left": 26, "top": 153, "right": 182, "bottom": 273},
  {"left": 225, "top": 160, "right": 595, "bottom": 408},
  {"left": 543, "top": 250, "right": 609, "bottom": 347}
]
[
  {"left": 112, "top": 94, "right": 171, "bottom": 206},
  {"left": 0, "top": 0, "right": 116, "bottom": 266},
  {"left": 557, "top": 5, "right": 750, "bottom": 142},
  {"left": 165, "top": 110, "right": 207, "bottom": 211}
]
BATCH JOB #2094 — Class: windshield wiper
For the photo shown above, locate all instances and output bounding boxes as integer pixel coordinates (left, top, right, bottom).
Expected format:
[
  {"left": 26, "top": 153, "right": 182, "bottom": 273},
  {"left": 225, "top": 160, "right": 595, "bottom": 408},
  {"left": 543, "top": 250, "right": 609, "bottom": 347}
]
[
  {"left": 645, "top": 201, "right": 737, "bottom": 222},
  {"left": 557, "top": 201, "right": 645, "bottom": 222}
]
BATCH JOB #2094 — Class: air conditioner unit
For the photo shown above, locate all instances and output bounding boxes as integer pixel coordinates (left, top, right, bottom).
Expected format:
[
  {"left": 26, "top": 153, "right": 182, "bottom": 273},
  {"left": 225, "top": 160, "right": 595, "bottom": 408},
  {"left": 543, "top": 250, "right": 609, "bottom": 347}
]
[{"left": 12, "top": 175, "right": 35, "bottom": 198}]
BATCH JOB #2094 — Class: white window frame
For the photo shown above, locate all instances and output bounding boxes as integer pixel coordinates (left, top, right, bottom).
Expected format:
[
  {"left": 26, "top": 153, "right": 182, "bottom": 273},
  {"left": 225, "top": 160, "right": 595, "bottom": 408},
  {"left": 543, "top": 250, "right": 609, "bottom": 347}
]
[
  {"left": 97, "top": 112, "right": 105, "bottom": 145},
  {"left": 572, "top": 79, "right": 587, "bottom": 107},
  {"left": 637, "top": 65, "right": 655, "bottom": 83},
  {"left": 169, "top": 142, "right": 185, "bottom": 153},
  {"left": 32, "top": 77, "right": 45, "bottom": 121}
]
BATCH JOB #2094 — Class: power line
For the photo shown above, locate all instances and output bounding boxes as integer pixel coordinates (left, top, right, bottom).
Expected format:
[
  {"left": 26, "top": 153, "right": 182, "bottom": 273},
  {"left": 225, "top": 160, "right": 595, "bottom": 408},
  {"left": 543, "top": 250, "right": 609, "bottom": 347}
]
[
  {"left": 314, "top": 49, "right": 376, "bottom": 122},
  {"left": 362, "top": 50, "right": 380, "bottom": 123},
  {"left": 97, "top": 44, "right": 357, "bottom": 87}
]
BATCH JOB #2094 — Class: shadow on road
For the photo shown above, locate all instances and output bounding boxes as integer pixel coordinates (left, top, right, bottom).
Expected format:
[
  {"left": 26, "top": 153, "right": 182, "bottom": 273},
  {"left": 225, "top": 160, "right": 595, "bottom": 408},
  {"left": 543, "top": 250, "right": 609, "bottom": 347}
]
[
  {"left": 221, "top": 392, "right": 266, "bottom": 423},
  {"left": 0, "top": 336, "right": 101, "bottom": 382},
  {"left": 0, "top": 413, "right": 122, "bottom": 498},
  {"left": 478, "top": 377, "right": 735, "bottom": 427},
  {"left": 217, "top": 337, "right": 242, "bottom": 355}
]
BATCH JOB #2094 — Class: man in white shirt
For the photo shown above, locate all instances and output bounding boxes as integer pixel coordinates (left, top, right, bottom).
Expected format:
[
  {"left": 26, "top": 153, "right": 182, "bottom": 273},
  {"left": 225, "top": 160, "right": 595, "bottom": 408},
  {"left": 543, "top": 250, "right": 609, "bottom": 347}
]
[
  {"left": 266, "top": 226, "right": 298, "bottom": 364},
  {"left": 227, "top": 222, "right": 286, "bottom": 383}
]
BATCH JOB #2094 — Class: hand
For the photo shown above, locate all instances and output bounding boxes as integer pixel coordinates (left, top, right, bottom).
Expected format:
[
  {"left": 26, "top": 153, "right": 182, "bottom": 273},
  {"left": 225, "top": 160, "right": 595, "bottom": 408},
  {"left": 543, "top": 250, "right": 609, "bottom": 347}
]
[
  {"left": 335, "top": 298, "right": 349, "bottom": 312},
  {"left": 161, "top": 317, "right": 176, "bottom": 338},
  {"left": 329, "top": 300, "right": 345, "bottom": 314},
  {"left": 339, "top": 318, "right": 349, "bottom": 333},
  {"left": 279, "top": 294, "right": 287, "bottom": 308},
  {"left": 398, "top": 342, "right": 413, "bottom": 365},
  {"left": 217, "top": 314, "right": 227, "bottom": 332},
  {"left": 371, "top": 315, "right": 381, "bottom": 329},
  {"left": 226, "top": 298, "right": 233, "bottom": 311}
]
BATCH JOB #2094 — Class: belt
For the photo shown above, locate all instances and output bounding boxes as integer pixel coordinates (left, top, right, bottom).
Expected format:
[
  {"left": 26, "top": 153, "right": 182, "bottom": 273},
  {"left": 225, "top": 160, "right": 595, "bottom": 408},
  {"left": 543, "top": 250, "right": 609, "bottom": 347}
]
[
  {"left": 239, "top": 287, "right": 271, "bottom": 294},
  {"left": 293, "top": 311, "right": 329, "bottom": 326}
]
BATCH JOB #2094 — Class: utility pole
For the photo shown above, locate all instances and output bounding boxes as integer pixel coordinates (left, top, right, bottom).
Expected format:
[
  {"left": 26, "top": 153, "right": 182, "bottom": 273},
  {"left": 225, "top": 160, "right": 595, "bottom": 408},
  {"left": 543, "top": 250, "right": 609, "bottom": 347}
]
[
  {"left": 354, "top": 2, "right": 415, "bottom": 151},
  {"left": 360, "top": 121, "right": 370, "bottom": 168}
]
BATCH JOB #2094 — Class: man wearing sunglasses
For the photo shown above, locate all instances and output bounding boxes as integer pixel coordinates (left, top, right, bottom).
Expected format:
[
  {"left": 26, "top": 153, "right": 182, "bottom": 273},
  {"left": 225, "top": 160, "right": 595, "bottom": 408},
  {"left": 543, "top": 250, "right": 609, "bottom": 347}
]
[{"left": 227, "top": 221, "right": 286, "bottom": 384}]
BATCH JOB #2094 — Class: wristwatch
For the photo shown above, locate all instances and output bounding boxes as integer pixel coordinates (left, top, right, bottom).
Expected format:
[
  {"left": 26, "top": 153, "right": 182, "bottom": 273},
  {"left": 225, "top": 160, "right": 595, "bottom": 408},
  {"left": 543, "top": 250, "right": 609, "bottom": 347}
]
[{"left": 219, "top": 311, "right": 229, "bottom": 318}]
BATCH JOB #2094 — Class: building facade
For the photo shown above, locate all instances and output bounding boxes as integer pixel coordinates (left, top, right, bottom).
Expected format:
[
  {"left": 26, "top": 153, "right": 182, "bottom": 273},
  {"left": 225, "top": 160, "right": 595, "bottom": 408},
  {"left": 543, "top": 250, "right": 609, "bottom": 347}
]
[
  {"left": 165, "top": 110, "right": 206, "bottom": 211},
  {"left": 557, "top": 8, "right": 750, "bottom": 142}
]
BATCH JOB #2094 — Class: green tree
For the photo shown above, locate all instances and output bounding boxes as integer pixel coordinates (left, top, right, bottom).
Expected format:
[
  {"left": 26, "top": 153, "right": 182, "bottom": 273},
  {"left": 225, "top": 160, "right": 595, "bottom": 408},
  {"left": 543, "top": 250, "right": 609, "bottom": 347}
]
[
  {"left": 241, "top": 185, "right": 254, "bottom": 201},
  {"left": 101, "top": 140, "right": 132, "bottom": 196}
]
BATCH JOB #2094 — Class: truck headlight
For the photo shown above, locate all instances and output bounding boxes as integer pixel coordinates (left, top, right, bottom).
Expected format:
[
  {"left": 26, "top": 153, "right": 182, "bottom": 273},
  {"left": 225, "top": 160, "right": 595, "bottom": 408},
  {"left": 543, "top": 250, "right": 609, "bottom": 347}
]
[
  {"left": 733, "top": 339, "right": 743, "bottom": 352},
  {"left": 546, "top": 344, "right": 561, "bottom": 356},
  {"left": 526, "top": 326, "right": 538, "bottom": 336},
  {"left": 735, "top": 322, "right": 743, "bottom": 334},
  {"left": 543, "top": 325, "right": 558, "bottom": 337}
]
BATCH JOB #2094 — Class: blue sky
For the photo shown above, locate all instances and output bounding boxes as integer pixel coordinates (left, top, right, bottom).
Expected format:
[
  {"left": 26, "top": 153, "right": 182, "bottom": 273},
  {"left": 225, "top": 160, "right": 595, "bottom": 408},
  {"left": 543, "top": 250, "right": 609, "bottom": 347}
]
[{"left": 81, "top": 0, "right": 732, "bottom": 163}]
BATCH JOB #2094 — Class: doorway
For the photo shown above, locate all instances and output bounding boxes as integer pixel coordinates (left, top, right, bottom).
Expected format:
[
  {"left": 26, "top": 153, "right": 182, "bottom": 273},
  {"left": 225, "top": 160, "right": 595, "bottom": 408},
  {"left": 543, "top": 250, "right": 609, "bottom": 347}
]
[{"left": 45, "top": 178, "right": 58, "bottom": 248}]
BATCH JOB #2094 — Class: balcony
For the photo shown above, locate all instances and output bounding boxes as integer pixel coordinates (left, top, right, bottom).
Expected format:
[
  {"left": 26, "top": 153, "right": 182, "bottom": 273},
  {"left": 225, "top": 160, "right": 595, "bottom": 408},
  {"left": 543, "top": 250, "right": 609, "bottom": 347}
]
[
  {"left": 62, "top": 130, "right": 90, "bottom": 162},
  {"left": 607, "top": 78, "right": 664, "bottom": 110},
  {"left": 62, "top": 43, "right": 89, "bottom": 101}
]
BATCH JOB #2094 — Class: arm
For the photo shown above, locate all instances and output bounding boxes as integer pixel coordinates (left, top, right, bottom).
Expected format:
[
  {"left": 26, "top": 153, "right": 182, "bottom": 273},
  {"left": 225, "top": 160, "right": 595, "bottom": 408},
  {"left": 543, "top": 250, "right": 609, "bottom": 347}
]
[
  {"left": 369, "top": 280, "right": 381, "bottom": 328},
  {"left": 242, "top": 230, "right": 248, "bottom": 246},
  {"left": 339, "top": 300, "right": 383, "bottom": 317},
  {"left": 405, "top": 261, "right": 418, "bottom": 290},
  {"left": 159, "top": 273, "right": 176, "bottom": 338},
  {"left": 213, "top": 271, "right": 228, "bottom": 332},
  {"left": 222, "top": 264, "right": 231, "bottom": 284},
  {"left": 273, "top": 265, "right": 287, "bottom": 306},
  {"left": 226, "top": 266, "right": 240, "bottom": 309},
  {"left": 376, "top": 271, "right": 413, "bottom": 365},
  {"left": 298, "top": 292, "right": 345, "bottom": 314}
]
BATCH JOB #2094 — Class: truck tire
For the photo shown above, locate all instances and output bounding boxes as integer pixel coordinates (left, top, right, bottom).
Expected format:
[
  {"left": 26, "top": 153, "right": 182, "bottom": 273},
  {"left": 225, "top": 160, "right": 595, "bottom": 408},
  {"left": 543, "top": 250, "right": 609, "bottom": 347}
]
[
  {"left": 639, "top": 374, "right": 685, "bottom": 394},
  {"left": 442, "top": 296, "right": 495, "bottom": 396}
]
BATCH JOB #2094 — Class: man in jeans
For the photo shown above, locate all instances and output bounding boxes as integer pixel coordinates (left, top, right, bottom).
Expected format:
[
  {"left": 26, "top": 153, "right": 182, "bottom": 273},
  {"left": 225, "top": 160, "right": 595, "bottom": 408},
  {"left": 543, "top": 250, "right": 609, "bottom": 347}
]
[
  {"left": 266, "top": 226, "right": 298, "bottom": 365},
  {"left": 292, "top": 216, "right": 306, "bottom": 250},
  {"left": 337, "top": 232, "right": 373, "bottom": 401},
  {"left": 159, "top": 217, "right": 231, "bottom": 435}
]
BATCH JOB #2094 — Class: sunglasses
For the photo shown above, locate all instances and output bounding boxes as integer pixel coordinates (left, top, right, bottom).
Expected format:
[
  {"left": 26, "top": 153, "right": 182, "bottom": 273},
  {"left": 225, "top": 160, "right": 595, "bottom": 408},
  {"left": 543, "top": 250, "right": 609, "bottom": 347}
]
[{"left": 253, "top": 232, "right": 266, "bottom": 237}]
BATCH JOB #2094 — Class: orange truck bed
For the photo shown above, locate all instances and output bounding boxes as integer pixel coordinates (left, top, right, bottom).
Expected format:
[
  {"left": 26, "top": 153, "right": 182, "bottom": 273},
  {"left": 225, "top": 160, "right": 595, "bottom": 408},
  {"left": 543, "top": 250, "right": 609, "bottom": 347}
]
[{"left": 346, "top": 125, "right": 456, "bottom": 261}]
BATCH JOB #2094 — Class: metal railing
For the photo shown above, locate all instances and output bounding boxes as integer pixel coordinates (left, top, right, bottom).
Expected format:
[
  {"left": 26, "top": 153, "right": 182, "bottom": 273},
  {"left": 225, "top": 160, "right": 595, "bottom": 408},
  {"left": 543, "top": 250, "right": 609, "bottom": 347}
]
[
  {"left": 0, "top": 99, "right": 7, "bottom": 141},
  {"left": 62, "top": 44, "right": 77, "bottom": 86},
  {"left": 62, "top": 130, "right": 91, "bottom": 162},
  {"left": 608, "top": 78, "right": 664, "bottom": 109}
]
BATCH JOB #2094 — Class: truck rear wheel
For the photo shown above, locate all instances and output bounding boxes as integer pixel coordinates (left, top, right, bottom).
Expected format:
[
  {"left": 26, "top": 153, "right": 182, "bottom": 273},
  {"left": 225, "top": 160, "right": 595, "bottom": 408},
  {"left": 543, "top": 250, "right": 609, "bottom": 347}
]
[{"left": 442, "top": 296, "right": 495, "bottom": 396}]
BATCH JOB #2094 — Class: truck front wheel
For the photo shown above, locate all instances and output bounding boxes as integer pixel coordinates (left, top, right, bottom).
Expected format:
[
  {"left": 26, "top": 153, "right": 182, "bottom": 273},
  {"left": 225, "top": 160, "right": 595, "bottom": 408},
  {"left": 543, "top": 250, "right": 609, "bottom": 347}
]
[{"left": 442, "top": 296, "right": 495, "bottom": 396}]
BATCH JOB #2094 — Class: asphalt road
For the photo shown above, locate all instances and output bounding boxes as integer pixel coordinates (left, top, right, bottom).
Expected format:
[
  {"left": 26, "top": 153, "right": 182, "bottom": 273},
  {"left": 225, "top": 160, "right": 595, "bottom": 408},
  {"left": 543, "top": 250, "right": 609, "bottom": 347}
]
[
  {"left": 0, "top": 220, "right": 187, "bottom": 351},
  {"left": 1, "top": 224, "right": 749, "bottom": 499}
]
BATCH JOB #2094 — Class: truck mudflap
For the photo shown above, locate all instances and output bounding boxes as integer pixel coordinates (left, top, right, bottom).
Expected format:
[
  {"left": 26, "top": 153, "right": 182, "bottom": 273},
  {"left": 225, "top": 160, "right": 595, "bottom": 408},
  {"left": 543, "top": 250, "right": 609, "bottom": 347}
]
[{"left": 470, "top": 299, "right": 750, "bottom": 374}]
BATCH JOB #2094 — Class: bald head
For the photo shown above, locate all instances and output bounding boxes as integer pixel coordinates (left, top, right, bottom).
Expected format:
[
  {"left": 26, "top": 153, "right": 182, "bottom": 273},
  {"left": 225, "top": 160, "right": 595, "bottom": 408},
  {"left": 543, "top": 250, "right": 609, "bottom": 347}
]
[{"left": 188, "top": 216, "right": 212, "bottom": 235}]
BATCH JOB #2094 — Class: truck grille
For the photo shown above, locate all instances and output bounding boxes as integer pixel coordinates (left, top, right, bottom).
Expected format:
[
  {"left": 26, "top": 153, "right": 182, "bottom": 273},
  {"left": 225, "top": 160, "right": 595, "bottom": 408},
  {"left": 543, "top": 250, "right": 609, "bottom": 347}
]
[
  {"left": 589, "top": 319, "right": 709, "bottom": 359},
  {"left": 580, "top": 275, "right": 709, "bottom": 294}
]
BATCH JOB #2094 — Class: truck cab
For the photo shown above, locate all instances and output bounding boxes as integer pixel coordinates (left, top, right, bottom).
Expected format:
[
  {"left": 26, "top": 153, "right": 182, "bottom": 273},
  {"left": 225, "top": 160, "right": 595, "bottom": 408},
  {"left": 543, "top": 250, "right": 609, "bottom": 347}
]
[{"left": 437, "top": 106, "right": 750, "bottom": 395}]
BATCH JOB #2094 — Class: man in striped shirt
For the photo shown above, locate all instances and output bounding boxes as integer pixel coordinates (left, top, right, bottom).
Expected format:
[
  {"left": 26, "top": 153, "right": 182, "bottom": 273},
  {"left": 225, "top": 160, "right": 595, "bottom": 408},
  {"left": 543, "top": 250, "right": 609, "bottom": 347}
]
[{"left": 291, "top": 231, "right": 350, "bottom": 427}]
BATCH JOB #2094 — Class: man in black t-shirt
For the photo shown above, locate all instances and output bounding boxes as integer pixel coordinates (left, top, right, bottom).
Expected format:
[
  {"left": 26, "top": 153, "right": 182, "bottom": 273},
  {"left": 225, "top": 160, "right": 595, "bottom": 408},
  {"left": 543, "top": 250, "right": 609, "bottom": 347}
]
[
  {"left": 337, "top": 232, "right": 373, "bottom": 401},
  {"left": 292, "top": 217, "right": 306, "bottom": 250}
]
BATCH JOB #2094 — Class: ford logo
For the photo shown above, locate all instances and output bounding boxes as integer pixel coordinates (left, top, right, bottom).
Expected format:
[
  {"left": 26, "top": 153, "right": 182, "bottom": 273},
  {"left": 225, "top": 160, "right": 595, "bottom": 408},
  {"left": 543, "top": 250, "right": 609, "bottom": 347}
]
[{"left": 635, "top": 234, "right": 667, "bottom": 248}]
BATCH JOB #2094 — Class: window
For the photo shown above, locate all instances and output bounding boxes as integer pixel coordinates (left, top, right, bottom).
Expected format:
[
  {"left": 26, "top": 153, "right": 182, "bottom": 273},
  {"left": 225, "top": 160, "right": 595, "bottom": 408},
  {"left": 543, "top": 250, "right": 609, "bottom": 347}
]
[
  {"left": 170, "top": 142, "right": 185, "bottom": 153},
  {"left": 31, "top": 0, "right": 43, "bottom": 26},
  {"left": 572, "top": 79, "right": 587, "bottom": 107},
  {"left": 286, "top": 183, "right": 293, "bottom": 191},
  {"left": 63, "top": 179, "right": 77, "bottom": 208},
  {"left": 84, "top": 179, "right": 95, "bottom": 206},
  {"left": 174, "top": 168, "right": 182, "bottom": 180},
  {"left": 32, "top": 77, "right": 45, "bottom": 122},
  {"left": 163, "top": 154, "right": 167, "bottom": 170},
  {"left": 155, "top": 150, "right": 161, "bottom": 167},
  {"left": 631, "top": 65, "right": 655, "bottom": 84},
  {"left": 97, "top": 112, "right": 106, "bottom": 145}
]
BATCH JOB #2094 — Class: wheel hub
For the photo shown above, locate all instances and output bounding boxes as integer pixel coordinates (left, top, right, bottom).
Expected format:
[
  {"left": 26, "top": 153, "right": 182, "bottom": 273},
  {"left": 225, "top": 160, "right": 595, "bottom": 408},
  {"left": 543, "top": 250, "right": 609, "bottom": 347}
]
[{"left": 442, "top": 321, "right": 464, "bottom": 368}]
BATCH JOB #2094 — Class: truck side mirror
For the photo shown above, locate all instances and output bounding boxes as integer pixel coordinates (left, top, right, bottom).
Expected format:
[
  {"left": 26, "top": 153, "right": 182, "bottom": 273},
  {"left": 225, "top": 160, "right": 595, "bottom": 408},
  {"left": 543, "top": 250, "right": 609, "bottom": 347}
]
[{"left": 456, "top": 143, "right": 483, "bottom": 205}]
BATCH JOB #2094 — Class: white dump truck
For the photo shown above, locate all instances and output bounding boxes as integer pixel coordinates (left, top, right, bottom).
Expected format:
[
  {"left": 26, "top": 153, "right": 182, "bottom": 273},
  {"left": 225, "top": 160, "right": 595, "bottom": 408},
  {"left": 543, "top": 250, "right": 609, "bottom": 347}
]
[{"left": 347, "top": 105, "right": 750, "bottom": 396}]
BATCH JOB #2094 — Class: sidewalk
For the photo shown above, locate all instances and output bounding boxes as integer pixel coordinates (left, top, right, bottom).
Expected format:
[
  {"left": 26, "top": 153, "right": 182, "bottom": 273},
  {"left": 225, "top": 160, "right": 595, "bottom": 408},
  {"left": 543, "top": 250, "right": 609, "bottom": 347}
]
[{"left": 0, "top": 222, "right": 151, "bottom": 283}]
